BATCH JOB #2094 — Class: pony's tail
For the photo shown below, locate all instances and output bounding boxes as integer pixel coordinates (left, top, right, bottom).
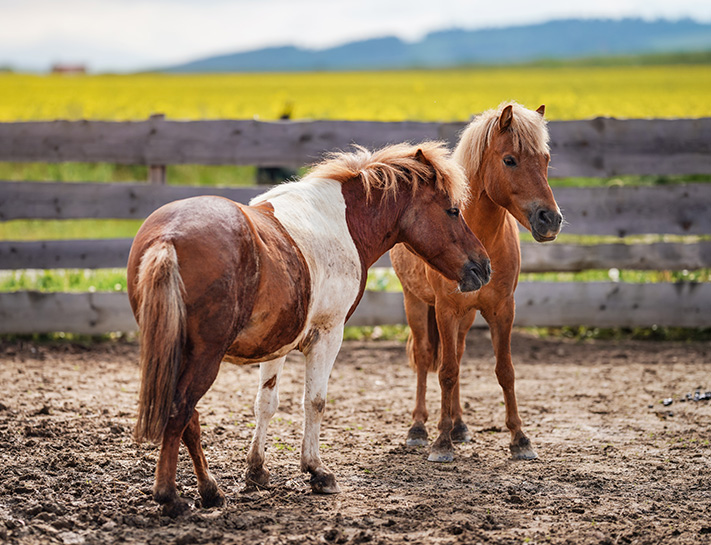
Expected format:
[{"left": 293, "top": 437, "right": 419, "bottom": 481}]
[
  {"left": 134, "top": 241, "right": 186, "bottom": 444},
  {"left": 406, "top": 305, "right": 441, "bottom": 373}
]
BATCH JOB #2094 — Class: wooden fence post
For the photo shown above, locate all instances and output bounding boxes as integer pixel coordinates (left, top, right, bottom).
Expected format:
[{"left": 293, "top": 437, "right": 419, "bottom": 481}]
[{"left": 148, "top": 113, "right": 166, "bottom": 184}]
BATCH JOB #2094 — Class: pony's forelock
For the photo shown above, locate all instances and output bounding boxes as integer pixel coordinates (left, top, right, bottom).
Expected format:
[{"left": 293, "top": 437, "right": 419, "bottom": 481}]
[
  {"left": 306, "top": 141, "right": 470, "bottom": 206},
  {"left": 453, "top": 101, "right": 550, "bottom": 178}
]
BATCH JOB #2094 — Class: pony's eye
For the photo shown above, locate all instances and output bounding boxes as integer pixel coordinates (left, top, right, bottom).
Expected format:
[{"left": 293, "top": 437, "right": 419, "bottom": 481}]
[
  {"left": 503, "top": 155, "right": 517, "bottom": 167},
  {"left": 446, "top": 207, "right": 460, "bottom": 217}
]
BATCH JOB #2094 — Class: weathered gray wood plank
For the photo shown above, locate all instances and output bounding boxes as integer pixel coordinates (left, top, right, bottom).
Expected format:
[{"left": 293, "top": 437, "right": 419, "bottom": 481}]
[
  {"left": 0, "top": 291, "right": 136, "bottom": 335},
  {"left": 513, "top": 281, "right": 711, "bottom": 328},
  {"left": 352, "top": 282, "right": 711, "bottom": 329},
  {"left": 2, "top": 282, "right": 709, "bottom": 334},
  {"left": 3, "top": 181, "right": 710, "bottom": 237},
  {"left": 3, "top": 239, "right": 711, "bottom": 272},
  {"left": 0, "top": 181, "right": 270, "bottom": 221},
  {"left": 0, "top": 239, "right": 132, "bottom": 269},
  {"left": 1, "top": 117, "right": 710, "bottom": 176},
  {"left": 519, "top": 241, "right": 711, "bottom": 272},
  {"left": 0, "top": 119, "right": 444, "bottom": 168},
  {"left": 551, "top": 184, "right": 711, "bottom": 236},
  {"left": 549, "top": 117, "right": 711, "bottom": 177},
  {"left": 377, "top": 241, "right": 711, "bottom": 272}
]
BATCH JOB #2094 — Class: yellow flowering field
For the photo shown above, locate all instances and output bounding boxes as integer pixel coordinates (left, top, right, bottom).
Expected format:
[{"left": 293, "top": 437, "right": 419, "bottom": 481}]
[{"left": 1, "top": 65, "right": 710, "bottom": 122}]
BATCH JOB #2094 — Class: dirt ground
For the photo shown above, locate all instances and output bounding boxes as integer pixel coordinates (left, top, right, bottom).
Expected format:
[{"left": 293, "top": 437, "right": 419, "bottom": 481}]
[{"left": 0, "top": 330, "right": 710, "bottom": 545}]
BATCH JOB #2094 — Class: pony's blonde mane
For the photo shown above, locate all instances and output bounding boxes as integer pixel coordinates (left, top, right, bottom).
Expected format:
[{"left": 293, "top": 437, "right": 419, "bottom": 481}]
[
  {"left": 307, "top": 141, "right": 470, "bottom": 206},
  {"left": 453, "top": 101, "right": 550, "bottom": 178}
]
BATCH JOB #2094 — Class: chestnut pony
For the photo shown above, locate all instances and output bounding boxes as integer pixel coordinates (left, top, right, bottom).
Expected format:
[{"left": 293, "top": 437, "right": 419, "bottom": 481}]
[
  {"left": 391, "top": 102, "right": 563, "bottom": 463},
  {"left": 127, "top": 142, "right": 490, "bottom": 516}
]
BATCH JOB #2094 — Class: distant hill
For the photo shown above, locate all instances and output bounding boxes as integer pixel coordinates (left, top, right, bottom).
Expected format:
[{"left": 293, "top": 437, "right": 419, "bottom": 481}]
[{"left": 164, "top": 18, "right": 711, "bottom": 73}]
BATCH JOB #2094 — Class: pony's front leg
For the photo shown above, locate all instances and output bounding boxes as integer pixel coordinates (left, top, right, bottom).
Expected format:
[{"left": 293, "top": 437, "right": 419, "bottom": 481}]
[
  {"left": 403, "top": 287, "right": 435, "bottom": 447},
  {"left": 245, "top": 356, "right": 286, "bottom": 488},
  {"left": 483, "top": 299, "right": 537, "bottom": 460},
  {"left": 428, "top": 306, "right": 461, "bottom": 462},
  {"left": 450, "top": 310, "right": 477, "bottom": 444},
  {"left": 301, "top": 327, "right": 343, "bottom": 494}
]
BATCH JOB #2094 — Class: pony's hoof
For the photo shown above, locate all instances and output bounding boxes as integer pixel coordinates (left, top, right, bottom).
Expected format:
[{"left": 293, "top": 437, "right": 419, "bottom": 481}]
[
  {"left": 245, "top": 466, "right": 270, "bottom": 489},
  {"left": 198, "top": 481, "right": 226, "bottom": 509},
  {"left": 427, "top": 449, "right": 454, "bottom": 463},
  {"left": 510, "top": 435, "right": 538, "bottom": 460},
  {"left": 406, "top": 422, "right": 429, "bottom": 447},
  {"left": 428, "top": 433, "right": 454, "bottom": 462},
  {"left": 451, "top": 422, "right": 472, "bottom": 443},
  {"left": 160, "top": 499, "right": 190, "bottom": 518},
  {"left": 309, "top": 468, "right": 341, "bottom": 494},
  {"left": 153, "top": 487, "right": 189, "bottom": 517}
]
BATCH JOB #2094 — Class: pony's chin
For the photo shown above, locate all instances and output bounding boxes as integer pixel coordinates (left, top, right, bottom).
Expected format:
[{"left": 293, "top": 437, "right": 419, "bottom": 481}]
[
  {"left": 531, "top": 230, "right": 558, "bottom": 243},
  {"left": 458, "top": 279, "right": 480, "bottom": 293}
]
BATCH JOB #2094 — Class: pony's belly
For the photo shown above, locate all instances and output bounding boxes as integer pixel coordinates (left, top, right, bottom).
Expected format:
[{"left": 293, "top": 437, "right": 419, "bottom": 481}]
[
  {"left": 221, "top": 266, "right": 310, "bottom": 364},
  {"left": 222, "top": 339, "right": 300, "bottom": 365}
]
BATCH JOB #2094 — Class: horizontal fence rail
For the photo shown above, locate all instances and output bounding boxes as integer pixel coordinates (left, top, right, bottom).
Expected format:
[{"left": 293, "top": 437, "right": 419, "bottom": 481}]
[
  {"left": 2, "top": 282, "right": 710, "bottom": 335},
  {"left": 1, "top": 117, "right": 711, "bottom": 177},
  {"left": 4, "top": 239, "right": 711, "bottom": 273},
  {"left": 3, "top": 181, "right": 711, "bottom": 236},
  {"left": 0, "top": 181, "right": 267, "bottom": 221}
]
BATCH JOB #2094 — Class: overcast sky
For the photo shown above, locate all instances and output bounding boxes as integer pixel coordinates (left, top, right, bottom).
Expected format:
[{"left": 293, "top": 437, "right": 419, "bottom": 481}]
[{"left": 2, "top": 0, "right": 711, "bottom": 72}]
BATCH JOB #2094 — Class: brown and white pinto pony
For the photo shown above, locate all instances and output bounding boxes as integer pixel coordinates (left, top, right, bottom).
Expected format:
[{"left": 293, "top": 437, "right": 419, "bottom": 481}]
[
  {"left": 391, "top": 102, "right": 563, "bottom": 463},
  {"left": 127, "top": 142, "right": 491, "bottom": 516}
]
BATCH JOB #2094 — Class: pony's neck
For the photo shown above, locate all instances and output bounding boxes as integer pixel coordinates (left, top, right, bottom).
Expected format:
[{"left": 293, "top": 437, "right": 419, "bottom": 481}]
[
  {"left": 463, "top": 171, "right": 511, "bottom": 243},
  {"left": 340, "top": 180, "right": 402, "bottom": 272}
]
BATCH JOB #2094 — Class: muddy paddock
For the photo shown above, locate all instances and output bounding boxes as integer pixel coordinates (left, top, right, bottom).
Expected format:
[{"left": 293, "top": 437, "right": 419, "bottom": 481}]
[{"left": 0, "top": 330, "right": 710, "bottom": 544}]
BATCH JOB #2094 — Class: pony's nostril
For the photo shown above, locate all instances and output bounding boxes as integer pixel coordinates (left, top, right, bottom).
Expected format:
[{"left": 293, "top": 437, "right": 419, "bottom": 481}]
[
  {"left": 538, "top": 209, "right": 552, "bottom": 226},
  {"left": 536, "top": 208, "right": 561, "bottom": 230}
]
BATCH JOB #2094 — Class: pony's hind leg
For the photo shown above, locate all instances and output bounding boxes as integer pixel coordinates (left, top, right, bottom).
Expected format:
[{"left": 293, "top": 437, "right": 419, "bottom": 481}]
[
  {"left": 182, "top": 409, "right": 225, "bottom": 508},
  {"left": 403, "top": 288, "right": 436, "bottom": 447},
  {"left": 245, "top": 356, "right": 286, "bottom": 489},
  {"left": 483, "top": 299, "right": 537, "bottom": 460},
  {"left": 301, "top": 328, "right": 343, "bottom": 494},
  {"left": 153, "top": 353, "right": 223, "bottom": 517},
  {"left": 153, "top": 405, "right": 194, "bottom": 517}
]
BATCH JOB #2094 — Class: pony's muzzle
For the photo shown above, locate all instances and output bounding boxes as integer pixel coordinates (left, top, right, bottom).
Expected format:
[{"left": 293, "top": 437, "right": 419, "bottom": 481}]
[
  {"left": 458, "top": 258, "right": 491, "bottom": 292},
  {"left": 529, "top": 207, "right": 563, "bottom": 242}
]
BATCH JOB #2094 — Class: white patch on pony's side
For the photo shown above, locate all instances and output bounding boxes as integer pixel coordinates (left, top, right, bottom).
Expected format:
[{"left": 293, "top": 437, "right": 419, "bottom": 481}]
[{"left": 251, "top": 178, "right": 362, "bottom": 334}]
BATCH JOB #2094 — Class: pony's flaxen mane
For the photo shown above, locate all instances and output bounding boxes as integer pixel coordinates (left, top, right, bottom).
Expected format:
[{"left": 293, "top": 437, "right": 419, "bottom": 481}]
[
  {"left": 307, "top": 141, "right": 470, "bottom": 205},
  {"left": 453, "top": 101, "right": 550, "bottom": 178}
]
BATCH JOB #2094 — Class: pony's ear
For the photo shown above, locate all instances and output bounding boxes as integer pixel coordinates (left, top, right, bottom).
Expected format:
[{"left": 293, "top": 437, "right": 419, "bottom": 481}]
[
  {"left": 414, "top": 148, "right": 433, "bottom": 167},
  {"left": 499, "top": 105, "right": 514, "bottom": 132},
  {"left": 536, "top": 104, "right": 546, "bottom": 116}
]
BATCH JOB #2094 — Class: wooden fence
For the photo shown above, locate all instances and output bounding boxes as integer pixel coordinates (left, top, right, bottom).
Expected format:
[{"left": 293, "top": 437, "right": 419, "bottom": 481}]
[{"left": 1, "top": 117, "right": 710, "bottom": 334}]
